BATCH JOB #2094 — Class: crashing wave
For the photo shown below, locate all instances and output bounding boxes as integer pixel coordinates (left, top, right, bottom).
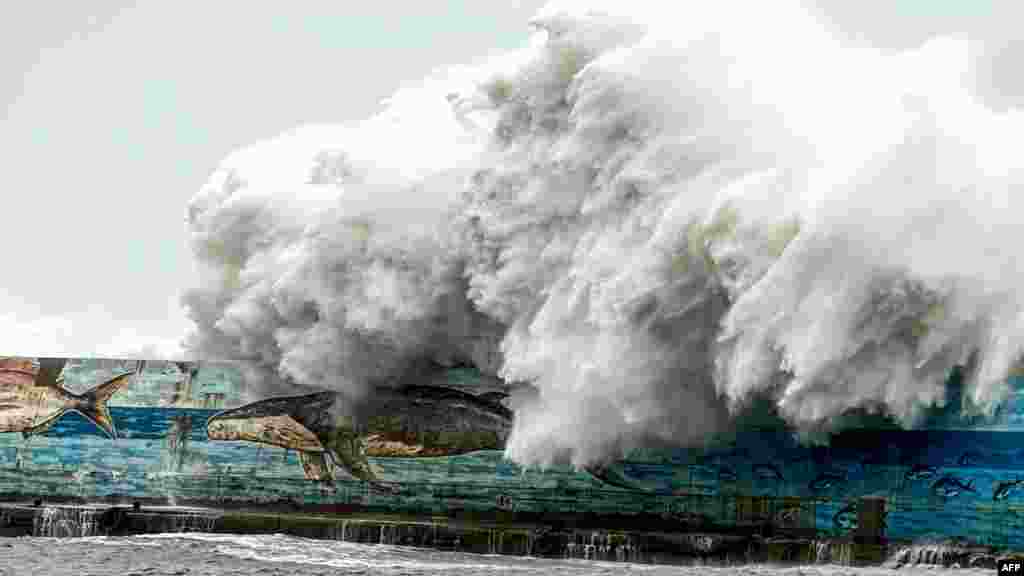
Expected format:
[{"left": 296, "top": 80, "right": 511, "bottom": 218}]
[{"left": 182, "top": 1, "right": 1024, "bottom": 471}]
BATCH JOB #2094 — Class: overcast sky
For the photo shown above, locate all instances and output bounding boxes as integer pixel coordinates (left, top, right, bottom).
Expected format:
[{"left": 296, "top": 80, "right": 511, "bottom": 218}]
[
  {"left": 0, "top": 0, "right": 545, "bottom": 356},
  {"left": 0, "top": 0, "right": 1021, "bottom": 358}
]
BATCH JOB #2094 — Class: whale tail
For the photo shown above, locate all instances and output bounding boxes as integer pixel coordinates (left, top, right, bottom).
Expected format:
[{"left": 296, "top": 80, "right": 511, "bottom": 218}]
[
  {"left": 23, "top": 364, "right": 137, "bottom": 436},
  {"left": 70, "top": 370, "right": 137, "bottom": 438}
]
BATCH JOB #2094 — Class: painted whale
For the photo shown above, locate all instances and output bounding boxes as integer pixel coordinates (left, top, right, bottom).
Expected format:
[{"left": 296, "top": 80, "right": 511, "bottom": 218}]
[
  {"left": 0, "top": 357, "right": 137, "bottom": 438},
  {"left": 205, "top": 386, "right": 638, "bottom": 492}
]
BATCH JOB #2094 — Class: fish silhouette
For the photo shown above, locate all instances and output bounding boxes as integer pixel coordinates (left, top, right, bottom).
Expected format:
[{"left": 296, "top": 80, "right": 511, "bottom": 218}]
[
  {"left": 809, "top": 472, "right": 846, "bottom": 493},
  {"left": 958, "top": 450, "right": 984, "bottom": 467},
  {"left": 993, "top": 478, "right": 1024, "bottom": 502},
  {"left": 905, "top": 463, "right": 939, "bottom": 480},
  {"left": 0, "top": 357, "right": 137, "bottom": 438},
  {"left": 931, "top": 475, "right": 977, "bottom": 499},
  {"left": 753, "top": 462, "right": 784, "bottom": 482},
  {"left": 900, "top": 464, "right": 940, "bottom": 490},
  {"left": 718, "top": 465, "right": 739, "bottom": 482}
]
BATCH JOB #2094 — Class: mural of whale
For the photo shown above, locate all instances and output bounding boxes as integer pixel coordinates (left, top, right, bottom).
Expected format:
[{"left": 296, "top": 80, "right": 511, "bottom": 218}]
[
  {"left": 0, "top": 357, "right": 138, "bottom": 438},
  {"left": 205, "top": 385, "right": 639, "bottom": 492}
]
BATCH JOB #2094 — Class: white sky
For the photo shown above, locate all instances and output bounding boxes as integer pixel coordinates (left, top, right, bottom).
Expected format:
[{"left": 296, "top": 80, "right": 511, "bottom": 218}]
[
  {"left": 0, "top": 0, "right": 1020, "bottom": 358},
  {"left": 0, "top": 0, "right": 545, "bottom": 356}
]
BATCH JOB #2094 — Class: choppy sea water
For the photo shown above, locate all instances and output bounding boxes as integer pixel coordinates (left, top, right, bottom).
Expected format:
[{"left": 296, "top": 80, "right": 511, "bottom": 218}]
[{"left": 0, "top": 534, "right": 992, "bottom": 576}]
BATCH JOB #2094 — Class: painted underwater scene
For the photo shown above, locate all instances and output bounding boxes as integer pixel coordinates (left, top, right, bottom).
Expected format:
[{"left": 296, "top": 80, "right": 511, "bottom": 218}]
[{"left": 3, "top": 356, "right": 1024, "bottom": 548}]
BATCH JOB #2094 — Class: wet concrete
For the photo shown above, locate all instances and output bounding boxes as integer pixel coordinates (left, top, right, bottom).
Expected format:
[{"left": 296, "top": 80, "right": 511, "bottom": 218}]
[{"left": 0, "top": 498, "right": 1014, "bottom": 568}]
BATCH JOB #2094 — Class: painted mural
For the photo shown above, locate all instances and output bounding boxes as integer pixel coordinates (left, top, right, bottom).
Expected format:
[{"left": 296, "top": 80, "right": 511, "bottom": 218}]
[{"left": 4, "top": 355, "right": 1024, "bottom": 548}]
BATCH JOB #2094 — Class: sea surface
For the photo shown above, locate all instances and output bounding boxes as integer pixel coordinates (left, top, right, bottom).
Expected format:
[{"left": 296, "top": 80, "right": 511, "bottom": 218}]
[{"left": 0, "top": 533, "right": 993, "bottom": 576}]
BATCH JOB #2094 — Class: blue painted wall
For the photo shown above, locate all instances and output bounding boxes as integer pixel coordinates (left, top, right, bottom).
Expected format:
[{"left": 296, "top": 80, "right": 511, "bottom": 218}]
[{"left": 3, "top": 356, "right": 1024, "bottom": 547}]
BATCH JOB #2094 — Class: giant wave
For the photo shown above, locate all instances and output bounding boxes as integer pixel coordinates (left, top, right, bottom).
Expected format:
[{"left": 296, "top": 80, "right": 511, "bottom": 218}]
[{"left": 181, "top": 0, "right": 1024, "bottom": 472}]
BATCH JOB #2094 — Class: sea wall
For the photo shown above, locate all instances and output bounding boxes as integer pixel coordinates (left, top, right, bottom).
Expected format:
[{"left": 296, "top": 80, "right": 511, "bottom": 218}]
[
  {"left": 3, "top": 355, "right": 1024, "bottom": 552},
  {"left": 0, "top": 502, "right": 1011, "bottom": 569}
]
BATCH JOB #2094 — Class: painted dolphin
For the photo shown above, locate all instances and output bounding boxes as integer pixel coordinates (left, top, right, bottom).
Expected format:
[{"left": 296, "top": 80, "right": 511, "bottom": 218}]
[
  {"left": 931, "top": 475, "right": 977, "bottom": 499},
  {"left": 809, "top": 471, "right": 846, "bottom": 493},
  {"left": 958, "top": 450, "right": 984, "bottom": 467},
  {"left": 206, "top": 386, "right": 639, "bottom": 493},
  {"left": 905, "top": 463, "right": 939, "bottom": 482},
  {"left": 993, "top": 478, "right": 1024, "bottom": 502},
  {"left": 717, "top": 464, "right": 739, "bottom": 482},
  {"left": 753, "top": 462, "right": 784, "bottom": 482},
  {"left": 899, "top": 463, "right": 939, "bottom": 490},
  {"left": 0, "top": 357, "right": 137, "bottom": 438}
]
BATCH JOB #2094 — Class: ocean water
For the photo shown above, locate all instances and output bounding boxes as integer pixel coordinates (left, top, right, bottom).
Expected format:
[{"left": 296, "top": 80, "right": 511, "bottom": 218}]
[{"left": 0, "top": 533, "right": 993, "bottom": 576}]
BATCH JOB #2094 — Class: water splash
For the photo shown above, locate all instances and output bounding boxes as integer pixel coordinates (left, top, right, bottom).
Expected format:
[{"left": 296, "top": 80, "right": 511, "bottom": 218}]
[
  {"left": 167, "top": 510, "right": 218, "bottom": 533},
  {"left": 884, "top": 540, "right": 998, "bottom": 569},
  {"left": 183, "top": 0, "right": 1024, "bottom": 473},
  {"left": 33, "top": 506, "right": 103, "bottom": 537}
]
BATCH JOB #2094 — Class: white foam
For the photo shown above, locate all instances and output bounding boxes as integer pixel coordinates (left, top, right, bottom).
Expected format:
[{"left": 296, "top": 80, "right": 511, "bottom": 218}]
[{"left": 182, "top": 0, "right": 1024, "bottom": 469}]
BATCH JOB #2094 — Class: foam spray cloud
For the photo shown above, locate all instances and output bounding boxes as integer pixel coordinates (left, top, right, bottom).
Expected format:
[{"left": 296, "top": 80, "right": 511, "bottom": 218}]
[{"left": 182, "top": 1, "right": 1024, "bottom": 469}]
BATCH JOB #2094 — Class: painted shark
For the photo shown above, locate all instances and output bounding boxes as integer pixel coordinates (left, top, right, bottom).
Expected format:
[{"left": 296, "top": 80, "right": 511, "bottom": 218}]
[
  {"left": 0, "top": 357, "right": 137, "bottom": 438},
  {"left": 206, "top": 386, "right": 638, "bottom": 493}
]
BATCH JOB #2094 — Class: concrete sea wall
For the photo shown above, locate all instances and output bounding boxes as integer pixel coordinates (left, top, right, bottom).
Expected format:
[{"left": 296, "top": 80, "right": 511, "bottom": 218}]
[
  {"left": 0, "top": 501, "right": 1010, "bottom": 569},
  {"left": 4, "top": 355, "right": 1024, "bottom": 563}
]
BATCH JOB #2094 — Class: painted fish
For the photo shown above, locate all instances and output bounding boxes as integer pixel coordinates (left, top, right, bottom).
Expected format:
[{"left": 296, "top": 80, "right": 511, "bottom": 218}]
[
  {"left": 931, "top": 475, "right": 977, "bottom": 499},
  {"left": 775, "top": 504, "right": 805, "bottom": 525},
  {"left": 718, "top": 465, "right": 739, "bottom": 482},
  {"left": 206, "top": 385, "right": 631, "bottom": 493},
  {"left": 753, "top": 462, "right": 784, "bottom": 482},
  {"left": 833, "top": 501, "right": 857, "bottom": 532},
  {"left": 0, "top": 357, "right": 137, "bottom": 438},
  {"left": 809, "top": 472, "right": 846, "bottom": 493},
  {"left": 904, "top": 464, "right": 939, "bottom": 484},
  {"left": 993, "top": 478, "right": 1024, "bottom": 502},
  {"left": 958, "top": 450, "right": 984, "bottom": 468},
  {"left": 689, "top": 464, "right": 718, "bottom": 478}
]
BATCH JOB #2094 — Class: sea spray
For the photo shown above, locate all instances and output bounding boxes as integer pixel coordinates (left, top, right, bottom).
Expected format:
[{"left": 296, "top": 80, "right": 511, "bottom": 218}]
[{"left": 183, "top": 1, "right": 1024, "bottom": 474}]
